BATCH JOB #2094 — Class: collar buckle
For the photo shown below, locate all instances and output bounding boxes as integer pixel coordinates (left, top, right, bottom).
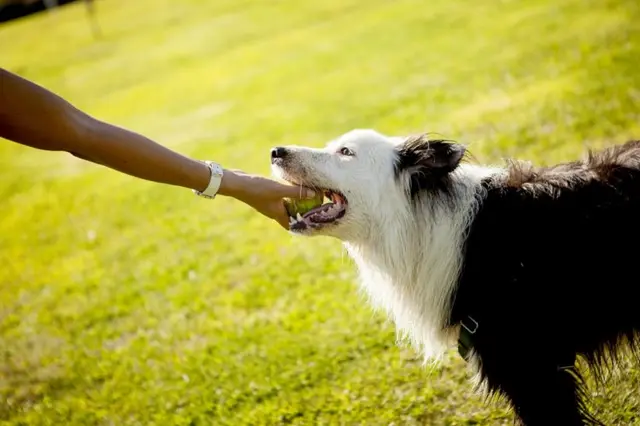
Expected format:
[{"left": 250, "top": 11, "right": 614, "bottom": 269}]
[
  {"left": 458, "top": 315, "right": 478, "bottom": 361},
  {"left": 461, "top": 316, "right": 478, "bottom": 334}
]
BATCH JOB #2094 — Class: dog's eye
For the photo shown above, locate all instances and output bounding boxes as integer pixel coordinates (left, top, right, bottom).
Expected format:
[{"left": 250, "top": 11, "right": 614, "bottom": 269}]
[{"left": 339, "top": 147, "right": 354, "bottom": 156}]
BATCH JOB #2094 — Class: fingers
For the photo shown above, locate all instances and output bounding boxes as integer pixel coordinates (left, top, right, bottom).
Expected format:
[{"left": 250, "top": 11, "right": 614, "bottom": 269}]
[
  {"left": 268, "top": 179, "right": 316, "bottom": 199},
  {"left": 227, "top": 173, "right": 314, "bottom": 230},
  {"left": 272, "top": 202, "right": 292, "bottom": 230},
  {"left": 243, "top": 174, "right": 316, "bottom": 200},
  {"left": 270, "top": 180, "right": 316, "bottom": 199},
  {"left": 277, "top": 217, "right": 290, "bottom": 230}
]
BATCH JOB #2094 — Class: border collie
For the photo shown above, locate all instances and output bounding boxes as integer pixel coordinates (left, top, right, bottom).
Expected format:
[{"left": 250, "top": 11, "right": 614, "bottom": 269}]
[{"left": 270, "top": 129, "right": 640, "bottom": 426}]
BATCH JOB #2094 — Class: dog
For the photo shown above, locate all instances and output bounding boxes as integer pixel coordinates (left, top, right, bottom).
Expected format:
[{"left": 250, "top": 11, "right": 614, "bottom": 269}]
[{"left": 270, "top": 129, "right": 640, "bottom": 426}]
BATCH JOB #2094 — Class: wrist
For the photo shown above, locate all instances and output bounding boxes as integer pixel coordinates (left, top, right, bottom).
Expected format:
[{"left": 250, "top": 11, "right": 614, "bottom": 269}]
[
  {"left": 188, "top": 160, "right": 213, "bottom": 192},
  {"left": 217, "top": 169, "right": 244, "bottom": 198},
  {"left": 192, "top": 161, "right": 224, "bottom": 198}
]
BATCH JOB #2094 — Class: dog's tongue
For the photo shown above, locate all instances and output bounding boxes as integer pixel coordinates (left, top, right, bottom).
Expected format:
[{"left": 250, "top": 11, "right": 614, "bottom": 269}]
[
  {"left": 305, "top": 201, "right": 346, "bottom": 223},
  {"left": 330, "top": 192, "right": 346, "bottom": 204},
  {"left": 303, "top": 202, "right": 337, "bottom": 219}
]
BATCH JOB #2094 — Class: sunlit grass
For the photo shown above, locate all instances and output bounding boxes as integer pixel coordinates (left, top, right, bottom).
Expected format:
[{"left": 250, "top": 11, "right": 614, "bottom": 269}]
[{"left": 1, "top": 0, "right": 639, "bottom": 424}]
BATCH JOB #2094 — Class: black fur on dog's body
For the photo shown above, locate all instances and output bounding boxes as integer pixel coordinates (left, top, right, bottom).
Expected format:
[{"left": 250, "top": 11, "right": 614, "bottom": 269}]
[
  {"left": 271, "top": 130, "right": 640, "bottom": 426},
  {"left": 448, "top": 140, "right": 640, "bottom": 425}
]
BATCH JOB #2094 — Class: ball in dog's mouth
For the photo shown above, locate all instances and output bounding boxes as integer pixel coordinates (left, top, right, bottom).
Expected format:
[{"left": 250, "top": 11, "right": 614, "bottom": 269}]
[{"left": 288, "top": 189, "right": 348, "bottom": 231}]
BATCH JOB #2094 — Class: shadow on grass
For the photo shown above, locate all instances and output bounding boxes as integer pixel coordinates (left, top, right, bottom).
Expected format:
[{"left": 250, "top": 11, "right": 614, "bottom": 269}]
[{"left": 0, "top": 361, "right": 75, "bottom": 421}]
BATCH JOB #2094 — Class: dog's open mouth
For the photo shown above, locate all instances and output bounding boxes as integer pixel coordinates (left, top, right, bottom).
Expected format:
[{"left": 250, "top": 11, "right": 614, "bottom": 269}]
[{"left": 289, "top": 189, "right": 348, "bottom": 231}]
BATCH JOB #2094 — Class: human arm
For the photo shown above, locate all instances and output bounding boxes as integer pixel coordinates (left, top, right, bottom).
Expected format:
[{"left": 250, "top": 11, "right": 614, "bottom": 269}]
[{"left": 0, "top": 68, "right": 313, "bottom": 228}]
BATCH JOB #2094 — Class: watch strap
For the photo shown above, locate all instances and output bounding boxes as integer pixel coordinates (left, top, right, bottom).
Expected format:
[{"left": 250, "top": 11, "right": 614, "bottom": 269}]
[{"left": 193, "top": 161, "right": 223, "bottom": 199}]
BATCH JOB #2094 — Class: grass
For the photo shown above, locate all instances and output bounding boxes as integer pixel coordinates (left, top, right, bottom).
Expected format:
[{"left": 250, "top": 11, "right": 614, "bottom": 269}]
[{"left": 1, "top": 0, "right": 640, "bottom": 424}]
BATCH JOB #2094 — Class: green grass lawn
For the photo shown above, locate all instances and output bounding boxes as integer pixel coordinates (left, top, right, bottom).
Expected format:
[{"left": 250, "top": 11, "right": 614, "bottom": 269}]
[{"left": 2, "top": 0, "right": 640, "bottom": 424}]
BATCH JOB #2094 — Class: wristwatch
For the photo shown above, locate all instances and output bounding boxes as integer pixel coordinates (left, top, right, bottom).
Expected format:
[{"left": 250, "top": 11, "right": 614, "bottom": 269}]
[{"left": 193, "top": 161, "right": 224, "bottom": 199}]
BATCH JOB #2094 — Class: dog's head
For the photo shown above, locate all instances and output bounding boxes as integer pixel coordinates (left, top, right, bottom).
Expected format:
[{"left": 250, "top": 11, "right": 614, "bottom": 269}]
[{"left": 270, "top": 129, "right": 466, "bottom": 240}]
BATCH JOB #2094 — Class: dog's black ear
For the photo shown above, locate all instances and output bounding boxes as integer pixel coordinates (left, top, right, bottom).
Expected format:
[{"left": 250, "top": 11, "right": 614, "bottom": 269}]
[
  {"left": 396, "top": 135, "right": 466, "bottom": 176},
  {"left": 395, "top": 135, "right": 466, "bottom": 197}
]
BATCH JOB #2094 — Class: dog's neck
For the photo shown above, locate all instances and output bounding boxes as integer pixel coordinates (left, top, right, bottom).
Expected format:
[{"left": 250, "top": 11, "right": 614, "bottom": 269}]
[{"left": 344, "top": 164, "right": 500, "bottom": 360}]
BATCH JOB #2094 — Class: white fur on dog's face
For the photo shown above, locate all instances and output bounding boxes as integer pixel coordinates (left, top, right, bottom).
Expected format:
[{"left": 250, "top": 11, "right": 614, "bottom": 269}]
[
  {"left": 272, "top": 128, "right": 502, "bottom": 361},
  {"left": 271, "top": 129, "right": 405, "bottom": 241}
]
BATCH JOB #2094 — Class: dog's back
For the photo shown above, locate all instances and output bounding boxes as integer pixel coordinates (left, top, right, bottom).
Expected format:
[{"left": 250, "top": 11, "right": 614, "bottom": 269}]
[{"left": 451, "top": 140, "right": 640, "bottom": 425}]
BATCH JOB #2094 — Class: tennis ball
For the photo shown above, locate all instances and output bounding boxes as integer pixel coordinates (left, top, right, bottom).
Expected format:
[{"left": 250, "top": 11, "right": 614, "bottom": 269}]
[{"left": 283, "top": 192, "right": 324, "bottom": 217}]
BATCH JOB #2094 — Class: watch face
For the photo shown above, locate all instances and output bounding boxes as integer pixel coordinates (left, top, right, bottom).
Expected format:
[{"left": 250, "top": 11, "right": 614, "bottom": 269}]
[{"left": 212, "top": 165, "right": 223, "bottom": 178}]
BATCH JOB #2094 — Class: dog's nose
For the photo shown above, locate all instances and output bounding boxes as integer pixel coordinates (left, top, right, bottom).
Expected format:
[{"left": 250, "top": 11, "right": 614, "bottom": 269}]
[{"left": 271, "top": 147, "right": 288, "bottom": 160}]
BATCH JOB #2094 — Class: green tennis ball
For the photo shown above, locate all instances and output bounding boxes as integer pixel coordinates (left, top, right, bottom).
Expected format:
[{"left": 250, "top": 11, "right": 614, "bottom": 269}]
[{"left": 283, "top": 192, "right": 324, "bottom": 216}]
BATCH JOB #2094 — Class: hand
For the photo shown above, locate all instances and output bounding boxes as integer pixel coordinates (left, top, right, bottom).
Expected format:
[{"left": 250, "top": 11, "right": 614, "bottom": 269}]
[{"left": 218, "top": 169, "right": 316, "bottom": 229}]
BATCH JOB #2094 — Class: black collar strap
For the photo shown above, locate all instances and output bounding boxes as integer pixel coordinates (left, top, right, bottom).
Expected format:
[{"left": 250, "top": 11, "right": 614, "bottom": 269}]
[{"left": 457, "top": 316, "right": 478, "bottom": 361}]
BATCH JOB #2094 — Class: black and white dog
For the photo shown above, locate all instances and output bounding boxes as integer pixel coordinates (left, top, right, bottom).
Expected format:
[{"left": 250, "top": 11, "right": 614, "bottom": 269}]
[{"left": 271, "top": 129, "right": 640, "bottom": 426}]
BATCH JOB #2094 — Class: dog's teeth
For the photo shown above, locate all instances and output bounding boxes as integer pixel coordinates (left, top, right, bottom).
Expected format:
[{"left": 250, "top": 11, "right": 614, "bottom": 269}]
[
  {"left": 289, "top": 216, "right": 296, "bottom": 225},
  {"left": 296, "top": 213, "right": 303, "bottom": 221}
]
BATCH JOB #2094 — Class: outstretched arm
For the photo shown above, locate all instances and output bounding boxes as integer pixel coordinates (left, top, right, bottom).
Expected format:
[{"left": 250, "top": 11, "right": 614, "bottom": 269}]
[{"left": 0, "top": 68, "right": 313, "bottom": 228}]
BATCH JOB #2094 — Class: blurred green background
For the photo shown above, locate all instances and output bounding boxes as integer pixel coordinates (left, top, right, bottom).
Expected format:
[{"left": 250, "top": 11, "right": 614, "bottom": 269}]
[{"left": 1, "top": 0, "right": 639, "bottom": 424}]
